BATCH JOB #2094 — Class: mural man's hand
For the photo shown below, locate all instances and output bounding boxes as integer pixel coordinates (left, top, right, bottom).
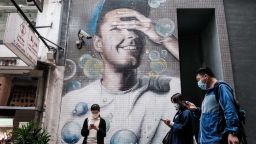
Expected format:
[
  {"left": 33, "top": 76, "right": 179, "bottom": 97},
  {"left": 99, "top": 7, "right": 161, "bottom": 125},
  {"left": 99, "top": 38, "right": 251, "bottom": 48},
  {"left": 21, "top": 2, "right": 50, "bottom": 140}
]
[
  {"left": 111, "top": 9, "right": 179, "bottom": 60},
  {"left": 112, "top": 9, "right": 161, "bottom": 43}
]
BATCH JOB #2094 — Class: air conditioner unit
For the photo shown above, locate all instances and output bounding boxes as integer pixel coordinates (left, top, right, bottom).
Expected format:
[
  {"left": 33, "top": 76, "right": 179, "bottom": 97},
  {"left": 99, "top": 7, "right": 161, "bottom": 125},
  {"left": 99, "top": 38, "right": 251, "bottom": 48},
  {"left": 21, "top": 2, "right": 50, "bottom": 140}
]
[{"left": 26, "top": 0, "right": 35, "bottom": 6}]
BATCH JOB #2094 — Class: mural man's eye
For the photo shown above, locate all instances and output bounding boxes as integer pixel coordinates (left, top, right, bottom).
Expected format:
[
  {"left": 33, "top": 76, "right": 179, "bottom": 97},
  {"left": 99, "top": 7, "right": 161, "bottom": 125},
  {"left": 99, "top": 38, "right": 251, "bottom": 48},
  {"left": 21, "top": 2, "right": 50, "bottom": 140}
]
[
  {"left": 120, "top": 17, "right": 138, "bottom": 21},
  {"left": 110, "top": 27, "right": 121, "bottom": 31}
]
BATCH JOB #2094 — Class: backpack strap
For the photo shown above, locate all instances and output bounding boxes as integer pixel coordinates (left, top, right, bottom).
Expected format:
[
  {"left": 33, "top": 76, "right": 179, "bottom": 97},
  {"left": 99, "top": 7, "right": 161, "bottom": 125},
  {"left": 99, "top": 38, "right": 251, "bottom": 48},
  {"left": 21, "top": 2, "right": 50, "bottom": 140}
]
[
  {"left": 214, "top": 81, "right": 239, "bottom": 110},
  {"left": 214, "top": 81, "right": 230, "bottom": 103}
]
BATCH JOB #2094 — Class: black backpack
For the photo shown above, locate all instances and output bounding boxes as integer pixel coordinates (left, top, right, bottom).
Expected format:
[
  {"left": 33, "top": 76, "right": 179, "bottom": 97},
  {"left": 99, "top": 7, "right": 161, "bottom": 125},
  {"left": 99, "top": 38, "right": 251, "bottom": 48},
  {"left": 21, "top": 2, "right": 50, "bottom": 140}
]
[{"left": 214, "top": 82, "right": 247, "bottom": 144}]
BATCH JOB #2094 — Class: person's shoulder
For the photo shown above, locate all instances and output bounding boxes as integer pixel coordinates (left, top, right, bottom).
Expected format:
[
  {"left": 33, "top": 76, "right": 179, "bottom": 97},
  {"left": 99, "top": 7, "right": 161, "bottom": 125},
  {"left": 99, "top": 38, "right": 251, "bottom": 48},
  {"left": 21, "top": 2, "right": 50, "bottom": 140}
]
[
  {"left": 100, "top": 117, "right": 106, "bottom": 124},
  {"left": 100, "top": 117, "right": 106, "bottom": 121},
  {"left": 183, "top": 109, "right": 193, "bottom": 116},
  {"left": 216, "top": 81, "right": 232, "bottom": 90},
  {"left": 216, "top": 81, "right": 229, "bottom": 86},
  {"left": 183, "top": 109, "right": 192, "bottom": 113}
]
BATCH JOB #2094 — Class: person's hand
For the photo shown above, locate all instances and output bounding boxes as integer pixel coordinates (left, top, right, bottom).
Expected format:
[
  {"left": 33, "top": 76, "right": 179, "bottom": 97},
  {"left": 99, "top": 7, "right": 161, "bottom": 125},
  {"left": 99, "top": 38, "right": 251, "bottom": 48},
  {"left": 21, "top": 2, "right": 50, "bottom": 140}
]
[
  {"left": 163, "top": 119, "right": 170, "bottom": 126},
  {"left": 185, "top": 101, "right": 198, "bottom": 111},
  {"left": 162, "top": 119, "right": 174, "bottom": 126},
  {"left": 88, "top": 124, "right": 93, "bottom": 130},
  {"left": 228, "top": 134, "right": 239, "bottom": 144},
  {"left": 111, "top": 9, "right": 179, "bottom": 60},
  {"left": 90, "top": 124, "right": 99, "bottom": 131}
]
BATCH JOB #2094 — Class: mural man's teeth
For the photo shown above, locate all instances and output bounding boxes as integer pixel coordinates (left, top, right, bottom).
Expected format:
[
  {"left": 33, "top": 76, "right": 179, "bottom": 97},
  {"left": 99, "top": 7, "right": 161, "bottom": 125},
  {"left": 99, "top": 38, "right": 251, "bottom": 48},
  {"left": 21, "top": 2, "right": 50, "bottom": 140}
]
[{"left": 123, "top": 46, "right": 136, "bottom": 50}]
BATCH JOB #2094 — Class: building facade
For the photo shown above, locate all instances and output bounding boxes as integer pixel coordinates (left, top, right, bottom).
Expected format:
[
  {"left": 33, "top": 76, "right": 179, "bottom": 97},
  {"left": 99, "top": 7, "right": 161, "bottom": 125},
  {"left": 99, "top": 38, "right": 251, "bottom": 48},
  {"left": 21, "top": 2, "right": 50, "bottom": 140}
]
[{"left": 0, "top": 0, "right": 255, "bottom": 143}]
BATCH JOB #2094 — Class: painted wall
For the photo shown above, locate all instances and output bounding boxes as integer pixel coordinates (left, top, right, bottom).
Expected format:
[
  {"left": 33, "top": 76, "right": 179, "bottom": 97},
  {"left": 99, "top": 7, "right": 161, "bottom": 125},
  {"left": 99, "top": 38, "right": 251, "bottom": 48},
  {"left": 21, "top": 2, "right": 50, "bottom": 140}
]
[
  {"left": 58, "top": 0, "right": 180, "bottom": 144},
  {"left": 56, "top": 0, "right": 237, "bottom": 144}
]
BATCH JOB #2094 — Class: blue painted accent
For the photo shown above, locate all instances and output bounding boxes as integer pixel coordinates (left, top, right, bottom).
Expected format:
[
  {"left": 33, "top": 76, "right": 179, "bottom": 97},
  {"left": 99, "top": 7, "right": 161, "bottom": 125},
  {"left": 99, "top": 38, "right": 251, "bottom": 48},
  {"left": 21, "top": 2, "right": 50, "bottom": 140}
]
[
  {"left": 73, "top": 102, "right": 89, "bottom": 116},
  {"left": 86, "top": 0, "right": 105, "bottom": 35},
  {"left": 61, "top": 121, "right": 81, "bottom": 144},
  {"left": 110, "top": 129, "right": 138, "bottom": 144}
]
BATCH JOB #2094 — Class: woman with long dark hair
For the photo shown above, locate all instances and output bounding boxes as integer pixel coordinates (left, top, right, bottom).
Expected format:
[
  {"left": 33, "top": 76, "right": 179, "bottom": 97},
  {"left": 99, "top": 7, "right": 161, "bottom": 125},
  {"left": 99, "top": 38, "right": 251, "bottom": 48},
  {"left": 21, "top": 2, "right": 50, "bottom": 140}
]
[{"left": 162, "top": 93, "right": 194, "bottom": 144}]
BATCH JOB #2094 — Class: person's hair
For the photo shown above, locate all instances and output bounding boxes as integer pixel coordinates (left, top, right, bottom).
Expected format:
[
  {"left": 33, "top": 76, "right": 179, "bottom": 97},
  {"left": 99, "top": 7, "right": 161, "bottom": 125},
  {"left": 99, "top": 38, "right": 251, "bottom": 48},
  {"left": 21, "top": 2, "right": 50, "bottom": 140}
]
[
  {"left": 95, "top": 0, "right": 150, "bottom": 36},
  {"left": 91, "top": 104, "right": 100, "bottom": 111},
  {"left": 196, "top": 67, "right": 215, "bottom": 77},
  {"left": 171, "top": 93, "right": 185, "bottom": 104},
  {"left": 171, "top": 93, "right": 187, "bottom": 111}
]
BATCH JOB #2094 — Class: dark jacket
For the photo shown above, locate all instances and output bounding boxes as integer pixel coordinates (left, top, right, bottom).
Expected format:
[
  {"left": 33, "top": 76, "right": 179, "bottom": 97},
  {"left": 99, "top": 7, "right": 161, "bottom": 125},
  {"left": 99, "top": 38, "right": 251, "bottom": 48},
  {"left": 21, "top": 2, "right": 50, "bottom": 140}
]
[
  {"left": 81, "top": 117, "right": 106, "bottom": 144},
  {"left": 168, "top": 109, "right": 194, "bottom": 144}
]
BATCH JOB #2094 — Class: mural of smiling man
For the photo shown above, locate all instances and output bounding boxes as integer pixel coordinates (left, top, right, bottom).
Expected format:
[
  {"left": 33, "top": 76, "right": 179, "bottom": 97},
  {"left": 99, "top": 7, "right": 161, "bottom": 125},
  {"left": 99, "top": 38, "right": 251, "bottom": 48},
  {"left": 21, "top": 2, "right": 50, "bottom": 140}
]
[{"left": 59, "top": 0, "right": 181, "bottom": 143}]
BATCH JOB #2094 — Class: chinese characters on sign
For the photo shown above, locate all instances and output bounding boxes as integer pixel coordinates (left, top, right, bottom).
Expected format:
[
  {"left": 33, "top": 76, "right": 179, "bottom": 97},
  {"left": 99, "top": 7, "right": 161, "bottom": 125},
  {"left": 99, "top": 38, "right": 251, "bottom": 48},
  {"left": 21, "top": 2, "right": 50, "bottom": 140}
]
[{"left": 3, "top": 13, "right": 39, "bottom": 66}]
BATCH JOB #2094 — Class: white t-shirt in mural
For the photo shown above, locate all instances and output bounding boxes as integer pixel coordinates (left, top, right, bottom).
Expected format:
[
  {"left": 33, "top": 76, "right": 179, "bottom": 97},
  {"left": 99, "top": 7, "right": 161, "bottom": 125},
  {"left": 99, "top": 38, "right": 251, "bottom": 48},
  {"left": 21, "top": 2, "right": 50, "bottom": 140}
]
[{"left": 58, "top": 76, "right": 180, "bottom": 144}]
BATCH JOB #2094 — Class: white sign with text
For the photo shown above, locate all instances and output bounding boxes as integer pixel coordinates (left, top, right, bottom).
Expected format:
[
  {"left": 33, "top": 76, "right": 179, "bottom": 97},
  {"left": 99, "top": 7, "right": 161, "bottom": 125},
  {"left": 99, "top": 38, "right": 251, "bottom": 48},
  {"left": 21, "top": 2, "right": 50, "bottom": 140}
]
[{"left": 3, "top": 13, "right": 39, "bottom": 66}]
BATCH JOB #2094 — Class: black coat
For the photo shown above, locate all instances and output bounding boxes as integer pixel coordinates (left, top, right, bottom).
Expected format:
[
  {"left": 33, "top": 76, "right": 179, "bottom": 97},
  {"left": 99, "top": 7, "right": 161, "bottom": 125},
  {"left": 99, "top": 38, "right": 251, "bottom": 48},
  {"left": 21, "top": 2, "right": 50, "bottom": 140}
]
[
  {"left": 168, "top": 109, "right": 194, "bottom": 144},
  {"left": 81, "top": 117, "right": 106, "bottom": 144}
]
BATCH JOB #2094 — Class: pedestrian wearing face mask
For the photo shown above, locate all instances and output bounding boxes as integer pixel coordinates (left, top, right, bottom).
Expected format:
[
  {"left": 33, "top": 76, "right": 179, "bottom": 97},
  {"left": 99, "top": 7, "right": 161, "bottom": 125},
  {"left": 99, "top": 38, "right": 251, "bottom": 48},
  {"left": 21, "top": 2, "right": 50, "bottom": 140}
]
[
  {"left": 81, "top": 104, "right": 106, "bottom": 144},
  {"left": 162, "top": 93, "right": 194, "bottom": 144},
  {"left": 186, "top": 67, "right": 239, "bottom": 144}
]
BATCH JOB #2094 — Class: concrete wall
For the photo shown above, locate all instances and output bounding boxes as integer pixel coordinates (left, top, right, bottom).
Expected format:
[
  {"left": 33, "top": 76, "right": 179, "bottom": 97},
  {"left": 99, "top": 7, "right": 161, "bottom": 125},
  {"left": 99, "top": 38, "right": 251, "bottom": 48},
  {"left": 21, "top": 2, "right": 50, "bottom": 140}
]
[
  {"left": 223, "top": 0, "right": 256, "bottom": 143},
  {"left": 36, "top": 0, "right": 63, "bottom": 62}
]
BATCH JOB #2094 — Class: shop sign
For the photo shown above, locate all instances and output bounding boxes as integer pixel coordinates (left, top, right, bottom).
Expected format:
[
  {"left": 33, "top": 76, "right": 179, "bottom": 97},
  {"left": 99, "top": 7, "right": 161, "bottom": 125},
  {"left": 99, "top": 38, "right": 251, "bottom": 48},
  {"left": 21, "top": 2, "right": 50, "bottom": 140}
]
[
  {"left": 0, "top": 59, "right": 17, "bottom": 66},
  {"left": 3, "top": 13, "right": 39, "bottom": 66}
]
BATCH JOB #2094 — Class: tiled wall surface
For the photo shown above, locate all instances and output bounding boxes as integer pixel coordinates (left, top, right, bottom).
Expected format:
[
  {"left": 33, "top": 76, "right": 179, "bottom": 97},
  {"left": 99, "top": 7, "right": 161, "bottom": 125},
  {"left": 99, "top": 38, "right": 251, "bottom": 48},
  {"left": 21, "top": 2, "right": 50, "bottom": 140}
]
[{"left": 223, "top": 0, "right": 256, "bottom": 143}]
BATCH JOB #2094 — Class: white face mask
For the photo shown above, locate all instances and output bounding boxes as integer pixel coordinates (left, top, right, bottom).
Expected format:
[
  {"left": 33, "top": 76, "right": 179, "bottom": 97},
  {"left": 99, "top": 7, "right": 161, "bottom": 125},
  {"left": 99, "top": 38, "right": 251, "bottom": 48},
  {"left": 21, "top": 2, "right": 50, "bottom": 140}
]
[
  {"left": 92, "top": 113, "right": 100, "bottom": 119},
  {"left": 174, "top": 104, "right": 180, "bottom": 110},
  {"left": 197, "top": 80, "right": 207, "bottom": 90}
]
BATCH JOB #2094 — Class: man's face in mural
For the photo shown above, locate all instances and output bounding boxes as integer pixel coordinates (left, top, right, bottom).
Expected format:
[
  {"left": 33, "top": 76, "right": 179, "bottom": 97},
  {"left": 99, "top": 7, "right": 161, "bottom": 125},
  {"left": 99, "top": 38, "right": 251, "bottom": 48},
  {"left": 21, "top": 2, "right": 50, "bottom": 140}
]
[{"left": 94, "top": 8, "right": 145, "bottom": 70}]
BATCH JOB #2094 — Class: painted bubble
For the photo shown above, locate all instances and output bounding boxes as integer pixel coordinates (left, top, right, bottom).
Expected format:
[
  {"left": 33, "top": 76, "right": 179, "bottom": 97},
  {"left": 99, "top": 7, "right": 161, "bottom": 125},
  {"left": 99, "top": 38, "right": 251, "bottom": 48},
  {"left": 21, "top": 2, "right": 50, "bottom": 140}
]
[
  {"left": 155, "top": 18, "right": 175, "bottom": 37},
  {"left": 158, "top": 0, "right": 166, "bottom": 3},
  {"left": 61, "top": 121, "right": 81, "bottom": 144},
  {"left": 150, "top": 58, "right": 167, "bottom": 74},
  {"left": 83, "top": 58, "right": 103, "bottom": 79},
  {"left": 64, "top": 59, "right": 77, "bottom": 81},
  {"left": 148, "top": 50, "right": 161, "bottom": 61},
  {"left": 148, "top": 71, "right": 159, "bottom": 78},
  {"left": 72, "top": 102, "right": 89, "bottom": 116},
  {"left": 148, "top": 0, "right": 160, "bottom": 8},
  {"left": 64, "top": 80, "right": 81, "bottom": 92},
  {"left": 110, "top": 129, "right": 138, "bottom": 144},
  {"left": 161, "top": 50, "right": 168, "bottom": 58},
  {"left": 78, "top": 54, "right": 92, "bottom": 68}
]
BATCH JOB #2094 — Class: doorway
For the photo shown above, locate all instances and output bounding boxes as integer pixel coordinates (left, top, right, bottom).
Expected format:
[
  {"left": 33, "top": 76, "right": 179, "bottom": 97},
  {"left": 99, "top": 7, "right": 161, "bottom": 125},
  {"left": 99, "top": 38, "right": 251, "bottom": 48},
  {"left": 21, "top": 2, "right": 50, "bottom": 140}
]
[{"left": 177, "top": 9, "right": 223, "bottom": 105}]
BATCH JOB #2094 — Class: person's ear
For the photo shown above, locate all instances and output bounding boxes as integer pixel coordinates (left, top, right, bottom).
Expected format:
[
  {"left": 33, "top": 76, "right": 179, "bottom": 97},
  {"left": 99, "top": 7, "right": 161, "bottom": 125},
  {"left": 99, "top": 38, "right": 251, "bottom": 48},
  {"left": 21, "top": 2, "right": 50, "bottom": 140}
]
[
  {"left": 93, "top": 35, "right": 103, "bottom": 52},
  {"left": 204, "top": 74, "right": 208, "bottom": 79}
]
